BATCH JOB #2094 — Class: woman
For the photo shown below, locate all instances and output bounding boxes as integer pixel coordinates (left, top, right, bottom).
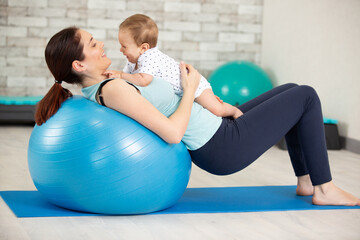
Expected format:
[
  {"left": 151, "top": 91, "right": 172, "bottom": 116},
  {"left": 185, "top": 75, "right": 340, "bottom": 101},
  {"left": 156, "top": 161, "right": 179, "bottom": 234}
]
[{"left": 36, "top": 27, "right": 359, "bottom": 206}]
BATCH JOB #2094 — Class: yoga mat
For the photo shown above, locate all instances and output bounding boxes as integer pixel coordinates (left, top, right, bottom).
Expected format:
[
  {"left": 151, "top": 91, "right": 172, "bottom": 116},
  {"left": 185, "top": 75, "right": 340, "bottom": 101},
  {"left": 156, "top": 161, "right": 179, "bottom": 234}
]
[{"left": 1, "top": 186, "right": 359, "bottom": 218}]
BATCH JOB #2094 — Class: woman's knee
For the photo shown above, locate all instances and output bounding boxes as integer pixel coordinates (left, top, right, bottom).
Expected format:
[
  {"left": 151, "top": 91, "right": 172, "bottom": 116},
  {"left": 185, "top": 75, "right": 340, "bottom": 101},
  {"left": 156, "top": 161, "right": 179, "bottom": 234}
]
[
  {"left": 285, "top": 83, "right": 299, "bottom": 88},
  {"left": 299, "top": 85, "right": 321, "bottom": 103},
  {"left": 299, "top": 85, "right": 318, "bottom": 95}
]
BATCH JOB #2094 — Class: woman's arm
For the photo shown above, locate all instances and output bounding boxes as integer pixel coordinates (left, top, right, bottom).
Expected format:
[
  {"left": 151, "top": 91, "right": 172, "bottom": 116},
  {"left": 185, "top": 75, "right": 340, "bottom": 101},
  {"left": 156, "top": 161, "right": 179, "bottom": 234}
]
[{"left": 101, "top": 63, "right": 200, "bottom": 144}]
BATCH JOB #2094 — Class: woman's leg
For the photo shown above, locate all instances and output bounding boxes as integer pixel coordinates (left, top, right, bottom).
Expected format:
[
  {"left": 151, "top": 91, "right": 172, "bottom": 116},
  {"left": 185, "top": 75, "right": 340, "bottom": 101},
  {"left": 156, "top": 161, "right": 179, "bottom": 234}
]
[
  {"left": 192, "top": 85, "right": 329, "bottom": 179},
  {"left": 240, "top": 84, "right": 326, "bottom": 192},
  {"left": 237, "top": 83, "right": 298, "bottom": 113},
  {"left": 191, "top": 85, "right": 359, "bottom": 205}
]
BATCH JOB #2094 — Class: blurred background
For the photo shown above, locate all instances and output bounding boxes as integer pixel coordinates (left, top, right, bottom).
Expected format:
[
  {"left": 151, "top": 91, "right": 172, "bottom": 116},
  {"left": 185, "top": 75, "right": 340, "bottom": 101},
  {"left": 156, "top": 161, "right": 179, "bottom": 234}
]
[{"left": 0, "top": 0, "right": 359, "bottom": 152}]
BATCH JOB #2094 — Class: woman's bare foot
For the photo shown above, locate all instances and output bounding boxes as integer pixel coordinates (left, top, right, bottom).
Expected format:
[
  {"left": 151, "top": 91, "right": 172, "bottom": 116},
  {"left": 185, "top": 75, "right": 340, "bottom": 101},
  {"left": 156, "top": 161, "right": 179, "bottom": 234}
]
[
  {"left": 296, "top": 175, "right": 314, "bottom": 196},
  {"left": 313, "top": 181, "right": 360, "bottom": 206}
]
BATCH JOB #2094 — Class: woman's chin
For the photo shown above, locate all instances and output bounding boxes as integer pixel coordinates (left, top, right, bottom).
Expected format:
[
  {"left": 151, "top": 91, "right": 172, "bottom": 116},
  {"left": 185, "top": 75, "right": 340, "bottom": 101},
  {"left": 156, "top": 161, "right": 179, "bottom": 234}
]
[{"left": 105, "top": 58, "right": 112, "bottom": 67}]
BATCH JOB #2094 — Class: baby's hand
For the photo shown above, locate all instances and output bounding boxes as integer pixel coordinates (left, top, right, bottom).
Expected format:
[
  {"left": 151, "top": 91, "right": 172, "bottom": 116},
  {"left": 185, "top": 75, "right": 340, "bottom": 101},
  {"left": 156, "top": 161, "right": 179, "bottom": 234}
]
[
  {"left": 232, "top": 108, "right": 243, "bottom": 119},
  {"left": 103, "top": 70, "right": 123, "bottom": 79}
]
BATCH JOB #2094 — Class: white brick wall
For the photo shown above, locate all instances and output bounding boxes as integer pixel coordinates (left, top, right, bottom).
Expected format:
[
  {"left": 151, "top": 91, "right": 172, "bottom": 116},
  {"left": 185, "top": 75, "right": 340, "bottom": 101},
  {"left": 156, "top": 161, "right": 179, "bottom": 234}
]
[
  {"left": 0, "top": 57, "right": 5, "bottom": 67},
  {"left": 127, "top": 2, "right": 164, "bottom": 11},
  {"left": 48, "top": 0, "right": 87, "bottom": 8},
  {"left": 219, "top": 32, "right": 256, "bottom": 43},
  {"left": 163, "top": 21, "right": 201, "bottom": 32},
  {"left": 88, "top": 0, "right": 126, "bottom": 10},
  {"left": 7, "top": 77, "right": 47, "bottom": 87},
  {"left": 164, "top": 3, "right": 201, "bottom": 13},
  {"left": 202, "top": 3, "right": 239, "bottom": 14},
  {"left": 8, "top": 0, "right": 47, "bottom": 8},
  {"left": 0, "top": 0, "right": 264, "bottom": 96},
  {"left": 200, "top": 42, "right": 237, "bottom": 52},
  {"left": 8, "top": 17, "right": 47, "bottom": 27},
  {"left": 202, "top": 23, "right": 238, "bottom": 32},
  {"left": 87, "top": 18, "right": 119, "bottom": 29},
  {"left": 238, "top": 5, "right": 263, "bottom": 15},
  {"left": 183, "top": 32, "right": 217, "bottom": 42},
  {"left": 49, "top": 18, "right": 87, "bottom": 28},
  {"left": 181, "top": 51, "right": 218, "bottom": 61},
  {"left": 7, "top": 37, "right": 47, "bottom": 47},
  {"left": 28, "top": 8, "right": 66, "bottom": 18},
  {"left": 0, "top": 26, "right": 27, "bottom": 37},
  {"left": 159, "top": 30, "right": 182, "bottom": 41}
]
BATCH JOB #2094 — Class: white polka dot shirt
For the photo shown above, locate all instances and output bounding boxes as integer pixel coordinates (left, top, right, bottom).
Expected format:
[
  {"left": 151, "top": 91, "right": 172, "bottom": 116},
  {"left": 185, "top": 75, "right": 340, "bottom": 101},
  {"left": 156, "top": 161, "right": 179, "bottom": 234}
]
[{"left": 123, "top": 47, "right": 211, "bottom": 97}]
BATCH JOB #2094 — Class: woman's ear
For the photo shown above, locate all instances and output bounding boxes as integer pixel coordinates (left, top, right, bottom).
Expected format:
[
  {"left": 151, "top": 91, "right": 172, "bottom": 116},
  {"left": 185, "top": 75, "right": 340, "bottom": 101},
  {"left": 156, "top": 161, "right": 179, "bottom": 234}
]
[
  {"left": 139, "top": 43, "right": 150, "bottom": 54},
  {"left": 72, "top": 60, "right": 86, "bottom": 73}
]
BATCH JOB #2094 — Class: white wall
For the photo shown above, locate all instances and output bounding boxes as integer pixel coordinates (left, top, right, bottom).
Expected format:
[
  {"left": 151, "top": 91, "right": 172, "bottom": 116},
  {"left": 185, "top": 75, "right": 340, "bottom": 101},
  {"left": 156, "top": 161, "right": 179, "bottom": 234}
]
[{"left": 261, "top": 0, "right": 360, "bottom": 141}]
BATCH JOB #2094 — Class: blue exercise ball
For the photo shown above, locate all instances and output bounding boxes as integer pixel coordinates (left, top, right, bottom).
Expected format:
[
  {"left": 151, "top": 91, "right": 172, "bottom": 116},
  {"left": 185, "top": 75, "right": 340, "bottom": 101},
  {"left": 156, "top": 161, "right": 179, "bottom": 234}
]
[
  {"left": 28, "top": 96, "right": 191, "bottom": 215},
  {"left": 209, "top": 61, "right": 273, "bottom": 106}
]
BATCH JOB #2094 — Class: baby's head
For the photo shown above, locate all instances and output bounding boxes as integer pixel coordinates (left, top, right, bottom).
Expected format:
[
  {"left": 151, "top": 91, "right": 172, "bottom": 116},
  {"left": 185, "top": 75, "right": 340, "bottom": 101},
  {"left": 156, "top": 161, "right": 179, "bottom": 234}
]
[{"left": 118, "top": 14, "right": 158, "bottom": 63}]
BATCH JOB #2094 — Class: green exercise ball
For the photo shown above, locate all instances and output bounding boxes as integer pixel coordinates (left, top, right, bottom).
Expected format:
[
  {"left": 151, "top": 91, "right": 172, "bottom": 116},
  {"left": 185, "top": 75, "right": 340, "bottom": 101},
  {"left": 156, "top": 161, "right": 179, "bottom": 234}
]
[{"left": 209, "top": 61, "right": 273, "bottom": 106}]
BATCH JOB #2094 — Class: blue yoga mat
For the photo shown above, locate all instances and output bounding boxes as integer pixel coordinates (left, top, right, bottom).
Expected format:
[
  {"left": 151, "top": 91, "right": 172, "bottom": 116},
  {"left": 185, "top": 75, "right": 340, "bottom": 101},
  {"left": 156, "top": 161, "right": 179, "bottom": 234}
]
[{"left": 1, "top": 186, "right": 359, "bottom": 218}]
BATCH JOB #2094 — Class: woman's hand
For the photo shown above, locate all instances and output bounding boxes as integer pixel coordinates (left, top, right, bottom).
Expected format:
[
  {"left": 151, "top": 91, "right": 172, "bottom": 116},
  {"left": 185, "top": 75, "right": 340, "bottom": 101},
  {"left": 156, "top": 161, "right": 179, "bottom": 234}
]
[{"left": 180, "top": 62, "right": 200, "bottom": 95}]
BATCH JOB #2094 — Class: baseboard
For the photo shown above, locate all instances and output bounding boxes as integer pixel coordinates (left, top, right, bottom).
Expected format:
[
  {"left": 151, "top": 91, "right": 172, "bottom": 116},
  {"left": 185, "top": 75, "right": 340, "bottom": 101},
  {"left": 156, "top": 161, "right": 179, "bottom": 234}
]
[{"left": 340, "top": 137, "right": 360, "bottom": 154}]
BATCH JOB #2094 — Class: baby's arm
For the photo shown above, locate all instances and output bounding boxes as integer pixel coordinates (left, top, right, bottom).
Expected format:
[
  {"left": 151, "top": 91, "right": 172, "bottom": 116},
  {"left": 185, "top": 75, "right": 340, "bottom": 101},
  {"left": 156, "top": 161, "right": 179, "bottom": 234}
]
[
  {"left": 195, "top": 89, "right": 243, "bottom": 119},
  {"left": 122, "top": 72, "right": 153, "bottom": 87},
  {"left": 104, "top": 70, "right": 153, "bottom": 87}
]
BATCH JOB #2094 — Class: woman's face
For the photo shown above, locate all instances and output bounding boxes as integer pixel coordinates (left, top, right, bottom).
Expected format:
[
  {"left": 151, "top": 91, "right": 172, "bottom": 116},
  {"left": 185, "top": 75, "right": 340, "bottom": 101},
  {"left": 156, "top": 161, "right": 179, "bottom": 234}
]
[{"left": 78, "top": 29, "right": 111, "bottom": 75}]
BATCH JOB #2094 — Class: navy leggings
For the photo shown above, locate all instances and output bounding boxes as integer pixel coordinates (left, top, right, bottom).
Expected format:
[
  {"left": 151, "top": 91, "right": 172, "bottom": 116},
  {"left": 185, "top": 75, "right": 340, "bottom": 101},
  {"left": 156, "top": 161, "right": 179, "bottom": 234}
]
[{"left": 189, "top": 83, "right": 332, "bottom": 186}]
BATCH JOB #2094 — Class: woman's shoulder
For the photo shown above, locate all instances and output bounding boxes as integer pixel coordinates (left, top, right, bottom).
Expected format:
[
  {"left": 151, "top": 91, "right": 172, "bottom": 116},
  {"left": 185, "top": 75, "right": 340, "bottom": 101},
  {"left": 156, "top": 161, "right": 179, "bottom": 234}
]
[
  {"left": 102, "top": 78, "right": 126, "bottom": 86},
  {"left": 101, "top": 78, "right": 139, "bottom": 96}
]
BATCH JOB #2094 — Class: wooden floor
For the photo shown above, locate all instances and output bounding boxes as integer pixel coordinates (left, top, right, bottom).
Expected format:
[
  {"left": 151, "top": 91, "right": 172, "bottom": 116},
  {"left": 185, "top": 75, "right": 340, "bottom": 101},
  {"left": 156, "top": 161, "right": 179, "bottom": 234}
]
[{"left": 1, "top": 125, "right": 359, "bottom": 240}]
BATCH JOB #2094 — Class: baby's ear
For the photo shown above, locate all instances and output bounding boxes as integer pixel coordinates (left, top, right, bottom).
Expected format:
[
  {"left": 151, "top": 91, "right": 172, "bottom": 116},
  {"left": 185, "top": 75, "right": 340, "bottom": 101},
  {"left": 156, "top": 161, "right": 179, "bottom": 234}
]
[{"left": 140, "top": 43, "right": 150, "bottom": 54}]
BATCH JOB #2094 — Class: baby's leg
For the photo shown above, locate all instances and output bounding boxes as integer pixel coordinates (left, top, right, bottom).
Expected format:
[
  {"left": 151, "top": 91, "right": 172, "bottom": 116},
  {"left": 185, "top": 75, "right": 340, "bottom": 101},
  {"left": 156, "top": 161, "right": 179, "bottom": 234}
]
[{"left": 195, "top": 89, "right": 243, "bottom": 118}]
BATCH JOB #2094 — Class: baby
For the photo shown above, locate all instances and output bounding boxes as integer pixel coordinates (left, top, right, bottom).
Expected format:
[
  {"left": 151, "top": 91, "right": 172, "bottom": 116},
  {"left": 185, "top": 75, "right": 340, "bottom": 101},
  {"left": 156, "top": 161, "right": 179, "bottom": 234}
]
[{"left": 105, "top": 14, "right": 243, "bottom": 119}]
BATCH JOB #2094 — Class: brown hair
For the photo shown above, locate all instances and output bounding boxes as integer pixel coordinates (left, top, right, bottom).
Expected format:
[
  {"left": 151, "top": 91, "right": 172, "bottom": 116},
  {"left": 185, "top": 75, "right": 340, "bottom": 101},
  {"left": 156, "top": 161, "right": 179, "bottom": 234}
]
[
  {"left": 35, "top": 27, "right": 85, "bottom": 125},
  {"left": 119, "top": 14, "right": 158, "bottom": 48}
]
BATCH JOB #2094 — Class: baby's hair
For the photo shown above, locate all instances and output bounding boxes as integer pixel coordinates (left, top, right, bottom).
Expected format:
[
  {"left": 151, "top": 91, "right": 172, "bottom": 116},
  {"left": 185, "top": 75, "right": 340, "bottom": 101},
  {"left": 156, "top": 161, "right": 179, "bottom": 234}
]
[{"left": 119, "top": 14, "right": 158, "bottom": 48}]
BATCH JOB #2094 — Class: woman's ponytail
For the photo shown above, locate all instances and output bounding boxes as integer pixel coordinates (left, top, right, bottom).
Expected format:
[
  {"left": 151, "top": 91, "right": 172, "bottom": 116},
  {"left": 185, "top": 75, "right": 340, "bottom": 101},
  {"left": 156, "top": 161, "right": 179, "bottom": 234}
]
[
  {"left": 35, "top": 83, "right": 72, "bottom": 125},
  {"left": 35, "top": 27, "right": 84, "bottom": 125}
]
